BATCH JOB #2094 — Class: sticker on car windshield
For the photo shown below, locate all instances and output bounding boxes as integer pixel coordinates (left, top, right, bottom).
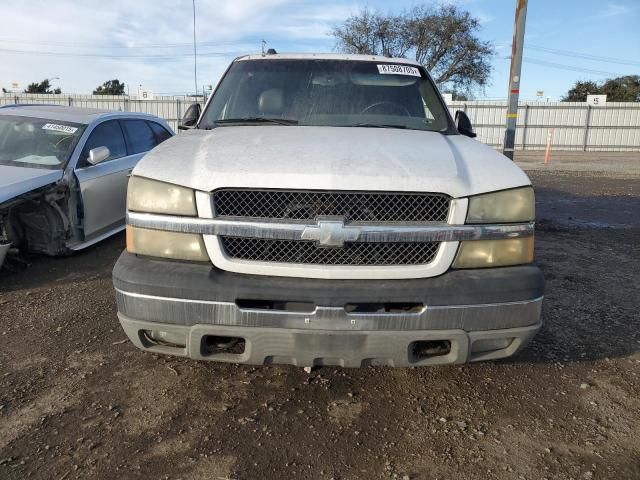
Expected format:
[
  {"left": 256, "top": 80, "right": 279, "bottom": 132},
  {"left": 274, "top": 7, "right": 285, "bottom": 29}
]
[
  {"left": 42, "top": 123, "right": 78, "bottom": 134},
  {"left": 377, "top": 64, "right": 421, "bottom": 77}
]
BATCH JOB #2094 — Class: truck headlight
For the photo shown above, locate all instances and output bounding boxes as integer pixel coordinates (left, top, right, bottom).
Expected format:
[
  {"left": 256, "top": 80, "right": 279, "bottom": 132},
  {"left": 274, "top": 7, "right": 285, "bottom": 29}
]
[
  {"left": 453, "top": 237, "right": 534, "bottom": 269},
  {"left": 127, "top": 176, "right": 197, "bottom": 216},
  {"left": 454, "top": 187, "right": 535, "bottom": 268},
  {"left": 466, "top": 187, "right": 534, "bottom": 224},
  {"left": 126, "top": 226, "right": 209, "bottom": 262},
  {"left": 126, "top": 177, "right": 207, "bottom": 261}
]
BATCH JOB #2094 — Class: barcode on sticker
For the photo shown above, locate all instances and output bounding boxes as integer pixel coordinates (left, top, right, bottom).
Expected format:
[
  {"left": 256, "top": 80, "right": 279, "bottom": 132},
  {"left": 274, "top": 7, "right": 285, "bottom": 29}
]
[
  {"left": 377, "top": 64, "right": 421, "bottom": 77},
  {"left": 42, "top": 123, "right": 78, "bottom": 134}
]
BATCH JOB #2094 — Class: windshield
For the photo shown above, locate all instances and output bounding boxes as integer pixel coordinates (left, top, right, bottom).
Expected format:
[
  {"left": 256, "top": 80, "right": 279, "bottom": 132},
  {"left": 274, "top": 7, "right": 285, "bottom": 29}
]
[
  {"left": 199, "top": 59, "right": 453, "bottom": 132},
  {"left": 0, "top": 115, "right": 85, "bottom": 170}
]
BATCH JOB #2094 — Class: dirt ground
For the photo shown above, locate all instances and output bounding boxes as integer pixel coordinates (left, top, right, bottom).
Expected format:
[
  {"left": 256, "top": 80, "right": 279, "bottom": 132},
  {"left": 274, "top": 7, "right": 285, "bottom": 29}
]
[{"left": 0, "top": 155, "right": 639, "bottom": 480}]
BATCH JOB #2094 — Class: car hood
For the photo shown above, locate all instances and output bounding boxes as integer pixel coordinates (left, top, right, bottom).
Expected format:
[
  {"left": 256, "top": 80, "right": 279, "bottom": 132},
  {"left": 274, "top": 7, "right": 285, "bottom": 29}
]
[
  {"left": 0, "top": 165, "right": 63, "bottom": 204},
  {"left": 134, "top": 126, "right": 530, "bottom": 198}
]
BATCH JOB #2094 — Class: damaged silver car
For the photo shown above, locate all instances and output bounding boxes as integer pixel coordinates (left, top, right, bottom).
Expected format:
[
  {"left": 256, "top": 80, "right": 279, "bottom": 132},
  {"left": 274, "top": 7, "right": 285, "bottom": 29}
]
[{"left": 0, "top": 105, "right": 173, "bottom": 268}]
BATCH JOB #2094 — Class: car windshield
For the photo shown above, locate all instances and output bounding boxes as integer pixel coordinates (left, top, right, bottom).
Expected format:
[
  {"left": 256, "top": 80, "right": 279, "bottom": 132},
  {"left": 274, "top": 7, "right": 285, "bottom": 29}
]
[
  {"left": 199, "top": 59, "right": 453, "bottom": 132},
  {"left": 0, "top": 115, "right": 85, "bottom": 170}
]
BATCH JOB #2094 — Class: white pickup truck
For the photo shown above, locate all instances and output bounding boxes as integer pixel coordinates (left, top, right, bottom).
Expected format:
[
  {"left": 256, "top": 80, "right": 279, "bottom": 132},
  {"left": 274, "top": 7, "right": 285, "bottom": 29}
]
[{"left": 112, "top": 53, "right": 543, "bottom": 367}]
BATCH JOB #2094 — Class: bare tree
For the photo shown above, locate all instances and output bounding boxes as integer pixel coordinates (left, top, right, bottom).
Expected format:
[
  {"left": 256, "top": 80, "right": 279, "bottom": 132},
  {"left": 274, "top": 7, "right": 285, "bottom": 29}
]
[
  {"left": 331, "top": 7, "right": 411, "bottom": 58},
  {"left": 332, "top": 5, "right": 494, "bottom": 93}
]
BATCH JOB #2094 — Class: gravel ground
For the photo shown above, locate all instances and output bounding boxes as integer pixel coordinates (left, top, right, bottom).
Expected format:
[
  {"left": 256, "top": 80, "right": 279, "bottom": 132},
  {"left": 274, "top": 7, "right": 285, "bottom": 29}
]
[
  {"left": 0, "top": 163, "right": 639, "bottom": 480},
  {"left": 515, "top": 151, "right": 640, "bottom": 178}
]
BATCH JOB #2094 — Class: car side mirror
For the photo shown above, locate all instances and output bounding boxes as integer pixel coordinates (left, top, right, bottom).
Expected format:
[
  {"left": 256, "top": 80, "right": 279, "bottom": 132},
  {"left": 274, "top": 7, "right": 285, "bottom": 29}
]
[
  {"left": 455, "top": 111, "right": 476, "bottom": 138},
  {"left": 87, "top": 146, "right": 111, "bottom": 165},
  {"left": 178, "top": 103, "right": 201, "bottom": 130}
]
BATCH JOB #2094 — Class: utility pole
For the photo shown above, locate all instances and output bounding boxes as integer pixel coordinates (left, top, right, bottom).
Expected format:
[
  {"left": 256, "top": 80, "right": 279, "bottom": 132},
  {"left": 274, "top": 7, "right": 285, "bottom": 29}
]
[
  {"left": 503, "top": 0, "right": 528, "bottom": 160},
  {"left": 192, "top": 0, "right": 198, "bottom": 97},
  {"left": 261, "top": 39, "right": 266, "bottom": 55}
]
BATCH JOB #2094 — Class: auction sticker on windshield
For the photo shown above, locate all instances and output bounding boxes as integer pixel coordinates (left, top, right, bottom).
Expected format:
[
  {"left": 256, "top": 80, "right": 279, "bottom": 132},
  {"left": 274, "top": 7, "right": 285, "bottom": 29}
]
[
  {"left": 42, "top": 123, "right": 78, "bottom": 134},
  {"left": 377, "top": 64, "right": 421, "bottom": 77}
]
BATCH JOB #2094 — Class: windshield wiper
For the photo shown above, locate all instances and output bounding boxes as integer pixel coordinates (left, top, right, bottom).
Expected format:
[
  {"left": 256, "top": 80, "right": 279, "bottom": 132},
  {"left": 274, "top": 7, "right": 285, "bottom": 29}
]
[
  {"left": 209, "top": 117, "right": 299, "bottom": 128},
  {"left": 349, "top": 123, "right": 407, "bottom": 129}
]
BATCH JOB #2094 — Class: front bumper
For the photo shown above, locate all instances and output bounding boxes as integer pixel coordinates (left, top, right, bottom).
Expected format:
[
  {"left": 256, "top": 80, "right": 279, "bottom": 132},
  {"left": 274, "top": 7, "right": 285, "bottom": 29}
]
[{"left": 113, "top": 252, "right": 544, "bottom": 367}]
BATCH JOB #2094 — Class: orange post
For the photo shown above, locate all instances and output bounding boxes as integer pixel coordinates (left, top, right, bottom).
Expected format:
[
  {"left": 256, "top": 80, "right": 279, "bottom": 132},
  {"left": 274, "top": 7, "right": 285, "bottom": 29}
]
[{"left": 544, "top": 128, "right": 553, "bottom": 164}]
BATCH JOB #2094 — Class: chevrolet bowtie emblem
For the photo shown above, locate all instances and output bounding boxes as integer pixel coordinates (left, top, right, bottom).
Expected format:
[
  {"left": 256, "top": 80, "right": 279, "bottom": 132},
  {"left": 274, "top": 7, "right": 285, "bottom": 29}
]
[{"left": 300, "top": 220, "right": 360, "bottom": 247}]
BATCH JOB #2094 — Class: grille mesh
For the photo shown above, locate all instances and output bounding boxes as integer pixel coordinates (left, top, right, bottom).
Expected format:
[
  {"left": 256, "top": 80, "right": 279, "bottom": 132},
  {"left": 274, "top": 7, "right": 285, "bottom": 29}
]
[
  {"left": 213, "top": 190, "right": 450, "bottom": 223},
  {"left": 221, "top": 237, "right": 439, "bottom": 266}
]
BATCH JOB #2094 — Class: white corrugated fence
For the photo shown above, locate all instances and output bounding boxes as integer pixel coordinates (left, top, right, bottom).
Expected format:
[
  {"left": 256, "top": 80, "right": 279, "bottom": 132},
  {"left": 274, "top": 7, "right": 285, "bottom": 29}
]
[
  {"left": 2, "top": 94, "right": 639, "bottom": 151},
  {"left": 448, "top": 101, "right": 640, "bottom": 151},
  {"left": 1, "top": 93, "right": 192, "bottom": 133}
]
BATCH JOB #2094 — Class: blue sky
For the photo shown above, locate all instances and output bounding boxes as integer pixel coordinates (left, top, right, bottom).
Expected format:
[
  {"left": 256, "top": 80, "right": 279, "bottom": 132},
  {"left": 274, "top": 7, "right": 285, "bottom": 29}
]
[{"left": 1, "top": 0, "right": 639, "bottom": 99}]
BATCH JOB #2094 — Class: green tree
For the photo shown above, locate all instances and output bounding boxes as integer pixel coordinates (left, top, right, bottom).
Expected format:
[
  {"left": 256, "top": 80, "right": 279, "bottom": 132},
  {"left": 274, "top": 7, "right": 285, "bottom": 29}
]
[
  {"left": 93, "top": 79, "right": 126, "bottom": 95},
  {"left": 562, "top": 76, "right": 640, "bottom": 102},
  {"left": 600, "top": 75, "right": 640, "bottom": 102},
  {"left": 24, "top": 79, "right": 61, "bottom": 94},
  {"left": 332, "top": 4, "right": 494, "bottom": 93},
  {"left": 562, "top": 80, "right": 601, "bottom": 101}
]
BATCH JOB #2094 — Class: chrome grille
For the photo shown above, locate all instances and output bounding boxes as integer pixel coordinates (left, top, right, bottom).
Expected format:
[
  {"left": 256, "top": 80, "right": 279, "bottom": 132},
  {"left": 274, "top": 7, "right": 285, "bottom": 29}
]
[
  {"left": 213, "top": 189, "right": 450, "bottom": 223},
  {"left": 221, "top": 237, "right": 439, "bottom": 266}
]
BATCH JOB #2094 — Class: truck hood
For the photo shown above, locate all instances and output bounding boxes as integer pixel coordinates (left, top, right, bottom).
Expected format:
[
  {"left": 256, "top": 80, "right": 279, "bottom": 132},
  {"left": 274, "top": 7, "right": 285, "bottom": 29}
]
[
  {"left": 134, "top": 126, "right": 530, "bottom": 198},
  {"left": 0, "top": 165, "right": 63, "bottom": 204}
]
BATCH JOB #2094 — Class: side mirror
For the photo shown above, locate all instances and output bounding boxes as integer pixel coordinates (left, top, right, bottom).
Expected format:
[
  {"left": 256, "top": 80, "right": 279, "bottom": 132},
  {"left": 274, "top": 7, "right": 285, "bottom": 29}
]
[
  {"left": 455, "top": 111, "right": 476, "bottom": 138},
  {"left": 178, "top": 103, "right": 201, "bottom": 130},
  {"left": 88, "top": 146, "right": 110, "bottom": 165}
]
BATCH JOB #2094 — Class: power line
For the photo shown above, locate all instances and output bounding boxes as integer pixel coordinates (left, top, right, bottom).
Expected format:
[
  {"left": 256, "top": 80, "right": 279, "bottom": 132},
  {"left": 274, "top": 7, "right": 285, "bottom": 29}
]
[
  {"left": 0, "top": 47, "right": 244, "bottom": 59},
  {"left": 523, "top": 57, "right": 625, "bottom": 77},
  {"left": 498, "top": 41, "right": 640, "bottom": 67},
  {"left": 0, "top": 38, "right": 257, "bottom": 49},
  {"left": 527, "top": 44, "right": 640, "bottom": 67}
]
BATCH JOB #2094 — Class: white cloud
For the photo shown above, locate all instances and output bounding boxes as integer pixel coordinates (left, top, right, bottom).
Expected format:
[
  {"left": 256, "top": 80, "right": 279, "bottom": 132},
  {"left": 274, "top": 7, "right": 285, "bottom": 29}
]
[
  {"left": 0, "top": 0, "right": 354, "bottom": 94},
  {"left": 597, "top": 2, "right": 632, "bottom": 18},
  {"left": 475, "top": 12, "right": 494, "bottom": 25}
]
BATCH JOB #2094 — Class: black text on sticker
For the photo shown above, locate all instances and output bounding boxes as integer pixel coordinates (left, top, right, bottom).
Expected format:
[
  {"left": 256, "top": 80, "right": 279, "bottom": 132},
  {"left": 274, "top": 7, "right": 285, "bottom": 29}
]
[
  {"left": 42, "top": 123, "right": 78, "bottom": 134},
  {"left": 377, "top": 64, "right": 421, "bottom": 77}
]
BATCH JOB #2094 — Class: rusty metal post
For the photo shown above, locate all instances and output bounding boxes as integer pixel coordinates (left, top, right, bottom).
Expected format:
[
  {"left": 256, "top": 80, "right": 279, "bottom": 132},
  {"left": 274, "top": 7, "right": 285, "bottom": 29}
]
[
  {"left": 503, "top": 0, "right": 528, "bottom": 160},
  {"left": 583, "top": 105, "right": 592, "bottom": 151}
]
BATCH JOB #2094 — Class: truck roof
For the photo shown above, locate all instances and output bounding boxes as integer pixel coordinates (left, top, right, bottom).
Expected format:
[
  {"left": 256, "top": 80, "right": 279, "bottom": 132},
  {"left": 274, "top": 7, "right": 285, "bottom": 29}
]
[{"left": 235, "top": 52, "right": 422, "bottom": 67}]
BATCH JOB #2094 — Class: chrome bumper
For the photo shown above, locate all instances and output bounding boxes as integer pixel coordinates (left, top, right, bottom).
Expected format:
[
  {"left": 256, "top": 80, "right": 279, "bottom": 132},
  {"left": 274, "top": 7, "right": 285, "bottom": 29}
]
[{"left": 126, "top": 211, "right": 534, "bottom": 243}]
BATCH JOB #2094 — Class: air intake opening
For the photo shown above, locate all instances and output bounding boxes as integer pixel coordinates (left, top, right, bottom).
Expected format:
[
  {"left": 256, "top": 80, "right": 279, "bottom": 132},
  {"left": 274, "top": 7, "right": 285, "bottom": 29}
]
[
  {"left": 345, "top": 302, "right": 424, "bottom": 314},
  {"left": 202, "top": 335, "right": 246, "bottom": 355},
  {"left": 410, "top": 340, "right": 451, "bottom": 361},
  {"left": 236, "top": 299, "right": 315, "bottom": 313},
  {"left": 141, "top": 329, "right": 186, "bottom": 349}
]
